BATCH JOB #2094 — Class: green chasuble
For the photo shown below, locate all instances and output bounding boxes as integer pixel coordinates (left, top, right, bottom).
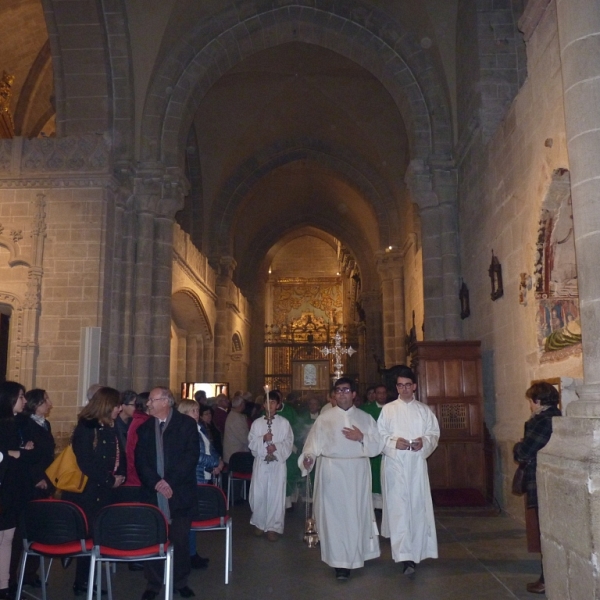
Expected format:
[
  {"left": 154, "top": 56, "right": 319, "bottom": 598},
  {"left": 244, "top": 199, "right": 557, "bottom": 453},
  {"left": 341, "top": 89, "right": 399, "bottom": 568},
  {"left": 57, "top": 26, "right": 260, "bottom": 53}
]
[
  {"left": 275, "top": 403, "right": 302, "bottom": 497},
  {"left": 360, "top": 402, "right": 384, "bottom": 495}
]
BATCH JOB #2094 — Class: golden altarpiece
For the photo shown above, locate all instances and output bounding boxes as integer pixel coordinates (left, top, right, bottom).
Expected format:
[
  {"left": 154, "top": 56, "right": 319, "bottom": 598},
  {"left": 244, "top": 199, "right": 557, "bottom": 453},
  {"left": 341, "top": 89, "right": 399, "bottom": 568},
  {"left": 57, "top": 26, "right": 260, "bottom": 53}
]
[{"left": 264, "top": 312, "right": 358, "bottom": 398}]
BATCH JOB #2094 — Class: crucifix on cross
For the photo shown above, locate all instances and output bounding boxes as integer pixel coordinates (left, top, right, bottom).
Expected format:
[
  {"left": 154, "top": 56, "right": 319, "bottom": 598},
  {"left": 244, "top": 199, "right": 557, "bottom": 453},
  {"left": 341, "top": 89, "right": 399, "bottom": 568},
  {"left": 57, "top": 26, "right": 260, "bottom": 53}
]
[{"left": 320, "top": 331, "right": 356, "bottom": 380}]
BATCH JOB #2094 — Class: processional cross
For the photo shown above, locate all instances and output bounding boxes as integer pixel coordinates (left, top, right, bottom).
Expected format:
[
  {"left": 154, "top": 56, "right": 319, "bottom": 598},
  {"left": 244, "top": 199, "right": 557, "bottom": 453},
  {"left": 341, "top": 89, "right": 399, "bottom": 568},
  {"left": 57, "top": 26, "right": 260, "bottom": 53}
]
[{"left": 321, "top": 331, "right": 356, "bottom": 380}]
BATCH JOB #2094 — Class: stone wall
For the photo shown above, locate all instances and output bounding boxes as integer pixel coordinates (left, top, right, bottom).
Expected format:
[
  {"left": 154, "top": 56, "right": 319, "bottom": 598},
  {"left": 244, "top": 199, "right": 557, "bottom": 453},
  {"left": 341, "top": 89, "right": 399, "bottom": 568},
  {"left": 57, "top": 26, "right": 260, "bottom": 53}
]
[{"left": 457, "top": 1, "right": 582, "bottom": 516}]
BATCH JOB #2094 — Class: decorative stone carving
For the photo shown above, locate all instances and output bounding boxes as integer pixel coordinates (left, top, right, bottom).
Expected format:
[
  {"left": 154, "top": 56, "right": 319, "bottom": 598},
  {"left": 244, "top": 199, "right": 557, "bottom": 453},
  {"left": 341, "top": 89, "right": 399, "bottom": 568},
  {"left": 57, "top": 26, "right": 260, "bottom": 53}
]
[
  {"left": 10, "top": 229, "right": 22, "bottom": 242},
  {"left": 0, "top": 176, "right": 119, "bottom": 189},
  {"left": 21, "top": 135, "right": 110, "bottom": 172},
  {"left": 133, "top": 165, "right": 188, "bottom": 218},
  {"left": 23, "top": 267, "right": 42, "bottom": 310}
]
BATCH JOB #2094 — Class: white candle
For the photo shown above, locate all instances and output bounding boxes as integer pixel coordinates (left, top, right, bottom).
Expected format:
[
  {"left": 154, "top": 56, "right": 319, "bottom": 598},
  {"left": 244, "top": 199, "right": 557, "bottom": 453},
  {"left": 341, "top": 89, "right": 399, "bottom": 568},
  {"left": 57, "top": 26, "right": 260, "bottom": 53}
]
[{"left": 264, "top": 384, "right": 270, "bottom": 418}]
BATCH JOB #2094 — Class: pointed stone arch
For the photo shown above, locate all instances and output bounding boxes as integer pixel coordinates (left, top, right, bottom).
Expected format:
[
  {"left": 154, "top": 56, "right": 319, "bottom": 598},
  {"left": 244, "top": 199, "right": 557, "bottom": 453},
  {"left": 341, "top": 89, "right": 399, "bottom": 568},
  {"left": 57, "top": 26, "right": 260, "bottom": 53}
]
[{"left": 236, "top": 214, "right": 377, "bottom": 294}]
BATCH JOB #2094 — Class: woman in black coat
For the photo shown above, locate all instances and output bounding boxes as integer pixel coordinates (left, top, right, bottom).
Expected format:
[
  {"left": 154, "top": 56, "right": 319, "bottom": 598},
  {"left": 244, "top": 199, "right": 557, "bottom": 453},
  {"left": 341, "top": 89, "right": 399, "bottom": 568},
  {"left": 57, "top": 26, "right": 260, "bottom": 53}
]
[
  {"left": 9, "top": 389, "right": 56, "bottom": 589},
  {"left": 0, "top": 381, "right": 28, "bottom": 600},
  {"left": 16, "top": 389, "right": 56, "bottom": 501},
  {"left": 63, "top": 387, "right": 126, "bottom": 596},
  {"left": 513, "top": 382, "right": 561, "bottom": 596}
]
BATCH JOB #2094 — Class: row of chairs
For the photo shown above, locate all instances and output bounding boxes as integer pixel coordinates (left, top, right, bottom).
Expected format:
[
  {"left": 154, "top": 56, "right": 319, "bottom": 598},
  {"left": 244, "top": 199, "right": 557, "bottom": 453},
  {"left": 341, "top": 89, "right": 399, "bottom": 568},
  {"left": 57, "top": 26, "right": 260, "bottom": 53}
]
[{"left": 15, "top": 484, "right": 232, "bottom": 600}]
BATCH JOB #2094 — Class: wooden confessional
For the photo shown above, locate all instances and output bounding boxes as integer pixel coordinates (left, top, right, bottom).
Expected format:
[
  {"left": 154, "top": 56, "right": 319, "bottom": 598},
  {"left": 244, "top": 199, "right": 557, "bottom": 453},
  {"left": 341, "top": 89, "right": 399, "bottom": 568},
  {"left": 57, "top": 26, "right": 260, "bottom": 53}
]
[{"left": 411, "top": 341, "right": 488, "bottom": 505}]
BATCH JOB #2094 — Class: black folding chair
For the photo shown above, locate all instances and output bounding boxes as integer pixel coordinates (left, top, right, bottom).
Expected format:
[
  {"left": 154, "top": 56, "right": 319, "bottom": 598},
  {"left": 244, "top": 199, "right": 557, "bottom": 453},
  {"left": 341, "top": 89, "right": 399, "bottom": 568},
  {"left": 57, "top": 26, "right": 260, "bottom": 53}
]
[
  {"left": 226, "top": 451, "right": 254, "bottom": 508},
  {"left": 190, "top": 484, "right": 232, "bottom": 584},
  {"left": 87, "top": 503, "right": 173, "bottom": 600},
  {"left": 16, "top": 499, "right": 93, "bottom": 600}
]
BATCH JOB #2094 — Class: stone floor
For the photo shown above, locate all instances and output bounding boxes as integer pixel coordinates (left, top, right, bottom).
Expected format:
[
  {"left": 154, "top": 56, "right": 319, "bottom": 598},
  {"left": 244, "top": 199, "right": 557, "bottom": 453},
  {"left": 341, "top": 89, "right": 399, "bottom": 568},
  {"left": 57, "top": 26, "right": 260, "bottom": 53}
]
[{"left": 22, "top": 502, "right": 543, "bottom": 600}]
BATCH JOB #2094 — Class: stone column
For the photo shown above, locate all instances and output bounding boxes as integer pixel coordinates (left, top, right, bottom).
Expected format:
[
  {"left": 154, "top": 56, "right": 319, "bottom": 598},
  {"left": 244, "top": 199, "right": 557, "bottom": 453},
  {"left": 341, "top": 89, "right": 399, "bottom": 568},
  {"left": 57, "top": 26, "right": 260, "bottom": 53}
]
[
  {"left": 405, "top": 161, "right": 461, "bottom": 341},
  {"left": 537, "top": 3, "right": 600, "bottom": 599},
  {"left": 19, "top": 194, "right": 46, "bottom": 388},
  {"left": 376, "top": 249, "right": 406, "bottom": 366},
  {"left": 360, "top": 290, "right": 383, "bottom": 382},
  {"left": 213, "top": 256, "right": 236, "bottom": 382},
  {"left": 392, "top": 273, "right": 406, "bottom": 363},
  {"left": 203, "top": 340, "right": 215, "bottom": 381},
  {"left": 131, "top": 208, "right": 155, "bottom": 392},
  {"left": 248, "top": 289, "right": 267, "bottom": 394},
  {"left": 186, "top": 334, "right": 197, "bottom": 381},
  {"left": 435, "top": 168, "right": 461, "bottom": 340},
  {"left": 131, "top": 166, "right": 186, "bottom": 391},
  {"left": 151, "top": 215, "right": 175, "bottom": 385},
  {"left": 196, "top": 337, "right": 205, "bottom": 381}
]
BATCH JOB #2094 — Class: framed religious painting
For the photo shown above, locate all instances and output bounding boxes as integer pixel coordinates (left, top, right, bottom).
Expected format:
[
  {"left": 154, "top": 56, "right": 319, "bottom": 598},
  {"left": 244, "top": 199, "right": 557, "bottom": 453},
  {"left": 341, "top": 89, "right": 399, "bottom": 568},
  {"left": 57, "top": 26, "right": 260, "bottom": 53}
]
[{"left": 292, "top": 360, "right": 330, "bottom": 391}]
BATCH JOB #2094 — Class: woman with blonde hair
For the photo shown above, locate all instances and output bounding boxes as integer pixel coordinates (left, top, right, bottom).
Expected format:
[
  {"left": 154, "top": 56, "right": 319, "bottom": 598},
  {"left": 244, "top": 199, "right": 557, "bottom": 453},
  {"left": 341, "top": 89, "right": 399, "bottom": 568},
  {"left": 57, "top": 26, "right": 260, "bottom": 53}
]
[{"left": 63, "top": 386, "right": 127, "bottom": 596}]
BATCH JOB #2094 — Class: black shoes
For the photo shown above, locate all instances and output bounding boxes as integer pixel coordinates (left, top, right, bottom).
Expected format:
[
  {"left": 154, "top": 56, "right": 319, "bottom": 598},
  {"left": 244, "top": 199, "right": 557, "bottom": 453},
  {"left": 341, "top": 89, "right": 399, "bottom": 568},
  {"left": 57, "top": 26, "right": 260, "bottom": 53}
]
[
  {"left": 23, "top": 576, "right": 42, "bottom": 588},
  {"left": 402, "top": 560, "right": 416, "bottom": 576},
  {"left": 141, "top": 591, "right": 158, "bottom": 600},
  {"left": 175, "top": 586, "right": 195, "bottom": 598},
  {"left": 61, "top": 557, "right": 73, "bottom": 569},
  {"left": 335, "top": 568, "right": 350, "bottom": 581},
  {"left": 189, "top": 553, "right": 209, "bottom": 569},
  {"left": 73, "top": 582, "right": 107, "bottom": 596},
  {"left": 128, "top": 561, "right": 145, "bottom": 572}
]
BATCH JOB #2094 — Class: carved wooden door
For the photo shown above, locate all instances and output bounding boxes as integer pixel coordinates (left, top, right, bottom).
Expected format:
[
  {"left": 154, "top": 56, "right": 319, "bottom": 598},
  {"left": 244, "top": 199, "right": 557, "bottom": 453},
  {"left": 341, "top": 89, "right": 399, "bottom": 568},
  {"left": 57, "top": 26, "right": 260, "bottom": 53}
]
[{"left": 412, "top": 341, "right": 486, "bottom": 499}]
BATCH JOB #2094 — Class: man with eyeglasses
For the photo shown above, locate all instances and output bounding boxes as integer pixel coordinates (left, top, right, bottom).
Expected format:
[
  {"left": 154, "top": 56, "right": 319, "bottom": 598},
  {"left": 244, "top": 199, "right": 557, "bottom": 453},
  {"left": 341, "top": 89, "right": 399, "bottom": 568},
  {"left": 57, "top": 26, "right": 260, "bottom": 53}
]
[
  {"left": 378, "top": 365, "right": 440, "bottom": 577},
  {"left": 135, "top": 388, "right": 200, "bottom": 600},
  {"left": 299, "top": 377, "right": 383, "bottom": 582}
]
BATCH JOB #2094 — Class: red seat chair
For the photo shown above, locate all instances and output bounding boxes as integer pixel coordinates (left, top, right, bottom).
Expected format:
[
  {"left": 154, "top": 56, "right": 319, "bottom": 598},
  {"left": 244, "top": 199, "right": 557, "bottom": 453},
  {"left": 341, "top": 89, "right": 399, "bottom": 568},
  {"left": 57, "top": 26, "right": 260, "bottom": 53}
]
[
  {"left": 190, "top": 484, "right": 232, "bottom": 584},
  {"left": 88, "top": 503, "right": 173, "bottom": 600},
  {"left": 16, "top": 499, "right": 93, "bottom": 600},
  {"left": 226, "top": 451, "right": 253, "bottom": 508}
]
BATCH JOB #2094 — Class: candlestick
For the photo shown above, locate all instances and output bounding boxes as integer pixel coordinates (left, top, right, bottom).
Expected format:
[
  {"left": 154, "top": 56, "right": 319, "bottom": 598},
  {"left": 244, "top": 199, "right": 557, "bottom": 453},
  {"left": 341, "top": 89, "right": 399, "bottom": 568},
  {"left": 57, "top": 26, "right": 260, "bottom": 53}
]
[{"left": 263, "top": 384, "right": 277, "bottom": 463}]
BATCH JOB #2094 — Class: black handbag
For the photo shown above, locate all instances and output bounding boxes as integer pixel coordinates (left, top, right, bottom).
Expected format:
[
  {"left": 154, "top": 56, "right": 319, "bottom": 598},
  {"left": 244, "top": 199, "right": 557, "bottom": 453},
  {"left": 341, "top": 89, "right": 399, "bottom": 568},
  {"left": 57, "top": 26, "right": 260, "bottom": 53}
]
[{"left": 511, "top": 463, "right": 526, "bottom": 495}]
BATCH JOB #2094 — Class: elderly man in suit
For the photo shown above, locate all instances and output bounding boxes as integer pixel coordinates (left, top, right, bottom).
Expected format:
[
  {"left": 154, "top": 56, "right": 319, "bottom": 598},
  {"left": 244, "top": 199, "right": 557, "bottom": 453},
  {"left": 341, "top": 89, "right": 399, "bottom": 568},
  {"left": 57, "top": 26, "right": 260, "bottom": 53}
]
[{"left": 135, "top": 387, "right": 200, "bottom": 600}]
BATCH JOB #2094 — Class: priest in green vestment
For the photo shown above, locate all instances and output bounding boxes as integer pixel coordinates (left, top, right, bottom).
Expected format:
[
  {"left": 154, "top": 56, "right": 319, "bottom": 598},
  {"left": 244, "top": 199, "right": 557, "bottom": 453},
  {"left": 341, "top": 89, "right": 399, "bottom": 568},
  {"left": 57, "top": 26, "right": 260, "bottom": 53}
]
[
  {"left": 269, "top": 393, "right": 302, "bottom": 507},
  {"left": 360, "top": 384, "right": 389, "bottom": 509}
]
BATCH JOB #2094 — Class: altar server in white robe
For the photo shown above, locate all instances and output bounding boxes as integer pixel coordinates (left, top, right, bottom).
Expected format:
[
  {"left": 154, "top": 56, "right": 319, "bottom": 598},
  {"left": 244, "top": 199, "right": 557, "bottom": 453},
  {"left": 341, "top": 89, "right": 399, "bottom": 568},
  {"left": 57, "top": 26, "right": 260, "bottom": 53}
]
[
  {"left": 299, "top": 377, "right": 383, "bottom": 581},
  {"left": 378, "top": 365, "right": 440, "bottom": 576},
  {"left": 248, "top": 391, "right": 293, "bottom": 541}
]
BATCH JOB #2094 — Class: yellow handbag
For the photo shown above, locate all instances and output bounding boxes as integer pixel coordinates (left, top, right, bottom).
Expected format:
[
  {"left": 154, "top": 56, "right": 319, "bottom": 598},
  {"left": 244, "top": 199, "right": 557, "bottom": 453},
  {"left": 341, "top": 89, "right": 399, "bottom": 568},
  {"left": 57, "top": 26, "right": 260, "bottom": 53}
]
[{"left": 45, "top": 444, "right": 88, "bottom": 493}]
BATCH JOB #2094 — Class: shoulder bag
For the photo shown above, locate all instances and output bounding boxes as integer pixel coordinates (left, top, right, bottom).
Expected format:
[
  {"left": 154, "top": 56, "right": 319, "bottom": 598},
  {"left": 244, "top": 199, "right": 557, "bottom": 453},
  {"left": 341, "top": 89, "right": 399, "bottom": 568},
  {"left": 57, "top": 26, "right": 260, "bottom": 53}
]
[{"left": 45, "top": 444, "right": 88, "bottom": 493}]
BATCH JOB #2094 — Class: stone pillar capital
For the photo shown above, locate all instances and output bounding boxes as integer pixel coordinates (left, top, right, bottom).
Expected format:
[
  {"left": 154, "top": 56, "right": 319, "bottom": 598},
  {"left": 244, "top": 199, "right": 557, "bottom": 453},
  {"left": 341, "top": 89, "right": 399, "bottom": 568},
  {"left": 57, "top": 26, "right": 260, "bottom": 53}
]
[
  {"left": 375, "top": 249, "right": 403, "bottom": 279},
  {"left": 133, "top": 164, "right": 189, "bottom": 218},
  {"left": 218, "top": 255, "right": 237, "bottom": 280}
]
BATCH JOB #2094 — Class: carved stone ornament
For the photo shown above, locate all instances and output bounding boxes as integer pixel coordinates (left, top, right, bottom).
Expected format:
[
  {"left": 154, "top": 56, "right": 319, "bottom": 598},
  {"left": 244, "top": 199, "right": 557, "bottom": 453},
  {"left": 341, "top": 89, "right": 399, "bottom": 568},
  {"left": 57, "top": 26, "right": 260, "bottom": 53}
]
[
  {"left": 488, "top": 251, "right": 503, "bottom": 301},
  {"left": 459, "top": 281, "right": 470, "bottom": 318}
]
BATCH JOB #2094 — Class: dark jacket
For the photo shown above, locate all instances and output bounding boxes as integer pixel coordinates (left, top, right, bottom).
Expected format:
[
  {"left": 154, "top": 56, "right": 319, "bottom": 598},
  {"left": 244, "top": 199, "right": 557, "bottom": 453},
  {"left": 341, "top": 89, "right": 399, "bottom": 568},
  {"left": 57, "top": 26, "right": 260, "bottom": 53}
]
[
  {"left": 135, "top": 409, "right": 200, "bottom": 517},
  {"left": 513, "top": 405, "right": 561, "bottom": 508},
  {"left": 0, "top": 418, "right": 21, "bottom": 530},
  {"left": 62, "top": 418, "right": 126, "bottom": 520},
  {"left": 14, "top": 413, "right": 56, "bottom": 502}
]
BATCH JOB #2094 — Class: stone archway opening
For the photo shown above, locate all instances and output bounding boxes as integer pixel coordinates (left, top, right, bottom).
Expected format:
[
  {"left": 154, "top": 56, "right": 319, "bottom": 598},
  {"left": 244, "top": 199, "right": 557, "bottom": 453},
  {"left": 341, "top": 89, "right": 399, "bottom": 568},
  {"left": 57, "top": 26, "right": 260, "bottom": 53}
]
[{"left": 170, "top": 289, "right": 213, "bottom": 393}]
